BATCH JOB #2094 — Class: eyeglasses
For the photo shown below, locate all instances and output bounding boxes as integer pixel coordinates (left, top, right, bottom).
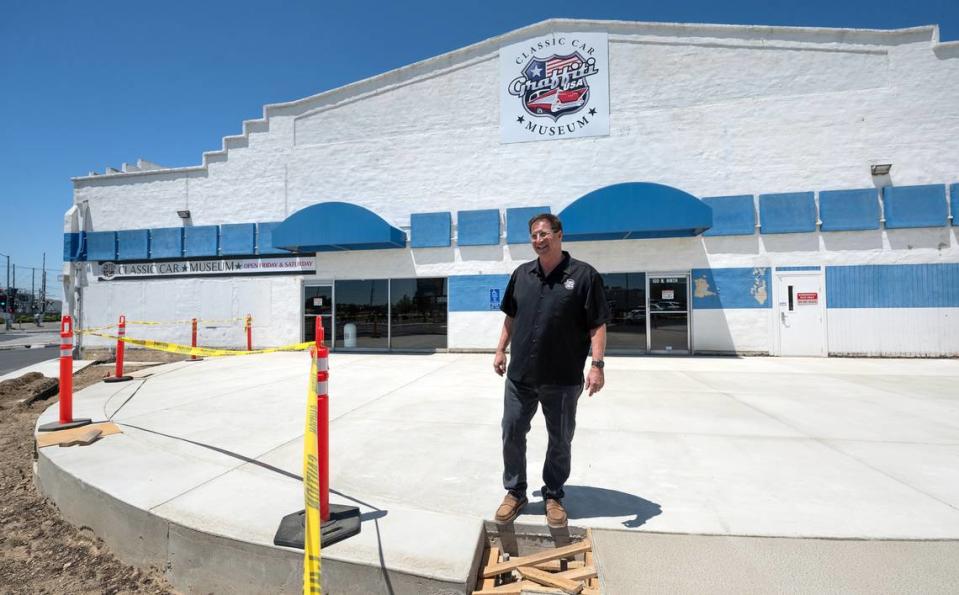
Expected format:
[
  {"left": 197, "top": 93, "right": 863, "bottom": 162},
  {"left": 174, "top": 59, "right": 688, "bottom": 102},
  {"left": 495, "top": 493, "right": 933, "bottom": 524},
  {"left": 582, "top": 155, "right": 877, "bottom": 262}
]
[{"left": 529, "top": 231, "right": 554, "bottom": 240}]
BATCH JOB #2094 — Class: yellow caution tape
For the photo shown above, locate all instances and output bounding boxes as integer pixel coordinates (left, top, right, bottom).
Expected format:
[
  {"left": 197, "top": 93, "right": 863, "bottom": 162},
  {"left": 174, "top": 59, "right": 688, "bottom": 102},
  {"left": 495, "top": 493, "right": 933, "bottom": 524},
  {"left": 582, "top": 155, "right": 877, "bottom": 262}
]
[
  {"left": 80, "top": 317, "right": 247, "bottom": 329},
  {"left": 77, "top": 323, "right": 118, "bottom": 333},
  {"left": 123, "top": 318, "right": 246, "bottom": 327},
  {"left": 303, "top": 355, "right": 322, "bottom": 593},
  {"left": 79, "top": 330, "right": 312, "bottom": 357}
]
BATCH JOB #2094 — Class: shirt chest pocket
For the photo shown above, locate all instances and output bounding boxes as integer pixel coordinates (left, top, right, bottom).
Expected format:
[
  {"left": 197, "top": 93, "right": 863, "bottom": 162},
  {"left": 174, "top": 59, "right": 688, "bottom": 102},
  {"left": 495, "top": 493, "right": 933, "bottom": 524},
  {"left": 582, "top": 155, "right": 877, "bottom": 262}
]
[{"left": 551, "top": 285, "right": 581, "bottom": 319}]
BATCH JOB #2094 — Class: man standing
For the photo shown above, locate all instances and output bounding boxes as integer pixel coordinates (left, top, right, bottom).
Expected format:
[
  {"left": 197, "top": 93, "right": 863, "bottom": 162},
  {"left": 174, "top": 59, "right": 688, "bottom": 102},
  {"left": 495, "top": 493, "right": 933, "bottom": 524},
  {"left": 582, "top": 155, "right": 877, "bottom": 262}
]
[{"left": 493, "top": 213, "right": 610, "bottom": 528}]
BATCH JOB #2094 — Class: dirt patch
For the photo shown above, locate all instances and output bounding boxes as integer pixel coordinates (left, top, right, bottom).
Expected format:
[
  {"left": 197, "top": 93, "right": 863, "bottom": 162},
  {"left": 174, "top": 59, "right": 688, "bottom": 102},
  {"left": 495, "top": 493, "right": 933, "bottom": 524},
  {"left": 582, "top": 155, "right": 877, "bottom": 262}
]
[
  {"left": 82, "top": 349, "right": 188, "bottom": 364},
  {"left": 0, "top": 365, "right": 176, "bottom": 594}
]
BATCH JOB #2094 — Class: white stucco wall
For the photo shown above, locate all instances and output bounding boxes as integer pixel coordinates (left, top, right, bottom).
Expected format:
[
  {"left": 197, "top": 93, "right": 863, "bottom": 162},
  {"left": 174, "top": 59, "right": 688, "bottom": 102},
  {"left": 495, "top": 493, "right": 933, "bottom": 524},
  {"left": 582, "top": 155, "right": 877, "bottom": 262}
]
[
  {"left": 66, "top": 19, "right": 959, "bottom": 354},
  {"left": 78, "top": 272, "right": 300, "bottom": 350},
  {"left": 827, "top": 308, "right": 959, "bottom": 356}
]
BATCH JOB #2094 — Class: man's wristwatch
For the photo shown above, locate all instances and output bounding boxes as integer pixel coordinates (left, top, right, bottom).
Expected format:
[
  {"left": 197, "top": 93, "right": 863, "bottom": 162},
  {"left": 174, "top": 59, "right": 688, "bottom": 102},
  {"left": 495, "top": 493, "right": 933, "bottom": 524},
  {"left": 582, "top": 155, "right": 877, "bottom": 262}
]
[{"left": 590, "top": 360, "right": 605, "bottom": 370}]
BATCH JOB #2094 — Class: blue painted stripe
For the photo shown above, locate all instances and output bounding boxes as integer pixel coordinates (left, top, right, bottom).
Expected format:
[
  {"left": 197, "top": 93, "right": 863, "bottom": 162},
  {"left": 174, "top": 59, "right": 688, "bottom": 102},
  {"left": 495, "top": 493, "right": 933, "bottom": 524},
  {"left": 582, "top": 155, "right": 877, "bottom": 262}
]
[
  {"left": 150, "top": 227, "right": 183, "bottom": 258},
  {"left": 691, "top": 268, "right": 772, "bottom": 309},
  {"left": 117, "top": 230, "right": 149, "bottom": 261},
  {"left": 506, "top": 206, "right": 550, "bottom": 244},
  {"left": 411, "top": 212, "right": 451, "bottom": 248},
  {"left": 86, "top": 231, "right": 117, "bottom": 261},
  {"left": 449, "top": 274, "right": 511, "bottom": 312},
  {"left": 256, "top": 222, "right": 287, "bottom": 254},
  {"left": 826, "top": 264, "right": 959, "bottom": 308},
  {"left": 457, "top": 209, "right": 500, "bottom": 246},
  {"left": 184, "top": 225, "right": 219, "bottom": 257},
  {"left": 702, "top": 195, "right": 755, "bottom": 236},
  {"left": 819, "top": 188, "right": 880, "bottom": 231},
  {"left": 759, "top": 192, "right": 817, "bottom": 234},
  {"left": 220, "top": 223, "right": 256, "bottom": 255},
  {"left": 776, "top": 266, "right": 821, "bottom": 271},
  {"left": 883, "top": 185, "right": 948, "bottom": 229},
  {"left": 63, "top": 232, "right": 84, "bottom": 261}
]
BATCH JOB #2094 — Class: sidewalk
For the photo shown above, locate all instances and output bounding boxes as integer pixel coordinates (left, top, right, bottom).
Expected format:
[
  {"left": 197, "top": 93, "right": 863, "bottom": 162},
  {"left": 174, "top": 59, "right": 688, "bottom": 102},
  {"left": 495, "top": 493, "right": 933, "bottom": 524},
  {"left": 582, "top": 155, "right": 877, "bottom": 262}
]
[
  {"left": 0, "top": 325, "right": 60, "bottom": 350},
  {"left": 33, "top": 353, "right": 959, "bottom": 593}
]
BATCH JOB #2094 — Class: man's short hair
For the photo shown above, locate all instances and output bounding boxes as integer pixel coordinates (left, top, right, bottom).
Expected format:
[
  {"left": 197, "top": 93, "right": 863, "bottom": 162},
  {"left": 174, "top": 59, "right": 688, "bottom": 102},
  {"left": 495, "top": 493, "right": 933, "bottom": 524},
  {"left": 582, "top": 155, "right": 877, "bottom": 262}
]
[{"left": 528, "top": 213, "right": 563, "bottom": 233}]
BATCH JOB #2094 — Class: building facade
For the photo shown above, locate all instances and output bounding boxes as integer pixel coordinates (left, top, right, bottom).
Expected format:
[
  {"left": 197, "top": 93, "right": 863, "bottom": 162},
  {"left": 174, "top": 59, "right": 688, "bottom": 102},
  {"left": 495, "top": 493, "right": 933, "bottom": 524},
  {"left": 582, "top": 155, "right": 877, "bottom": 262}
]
[{"left": 64, "top": 20, "right": 959, "bottom": 356}]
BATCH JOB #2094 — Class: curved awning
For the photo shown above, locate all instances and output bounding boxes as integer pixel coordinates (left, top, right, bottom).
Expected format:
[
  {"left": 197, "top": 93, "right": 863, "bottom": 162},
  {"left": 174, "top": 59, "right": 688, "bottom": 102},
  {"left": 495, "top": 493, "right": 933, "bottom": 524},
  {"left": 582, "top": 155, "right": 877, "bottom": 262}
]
[
  {"left": 272, "top": 202, "right": 407, "bottom": 251},
  {"left": 558, "top": 182, "right": 712, "bottom": 241}
]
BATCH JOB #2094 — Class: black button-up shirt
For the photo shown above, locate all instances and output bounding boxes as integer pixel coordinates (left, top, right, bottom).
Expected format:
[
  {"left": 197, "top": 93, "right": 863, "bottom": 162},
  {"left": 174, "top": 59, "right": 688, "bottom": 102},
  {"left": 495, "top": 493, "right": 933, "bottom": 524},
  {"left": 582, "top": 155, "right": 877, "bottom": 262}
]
[{"left": 501, "top": 251, "right": 611, "bottom": 386}]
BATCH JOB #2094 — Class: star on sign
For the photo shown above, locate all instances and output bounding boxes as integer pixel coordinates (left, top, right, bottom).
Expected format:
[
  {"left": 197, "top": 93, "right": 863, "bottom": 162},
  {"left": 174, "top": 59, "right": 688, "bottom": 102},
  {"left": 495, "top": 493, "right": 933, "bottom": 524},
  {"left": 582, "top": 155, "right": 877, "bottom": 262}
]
[
  {"left": 588, "top": 108, "right": 597, "bottom": 116},
  {"left": 517, "top": 115, "right": 525, "bottom": 123},
  {"left": 530, "top": 64, "right": 543, "bottom": 77}
]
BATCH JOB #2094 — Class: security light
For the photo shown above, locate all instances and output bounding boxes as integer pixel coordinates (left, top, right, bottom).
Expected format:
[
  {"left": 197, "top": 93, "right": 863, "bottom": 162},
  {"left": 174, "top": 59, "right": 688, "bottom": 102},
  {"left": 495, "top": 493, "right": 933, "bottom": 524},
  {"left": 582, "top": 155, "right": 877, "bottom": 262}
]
[
  {"left": 177, "top": 209, "right": 192, "bottom": 219},
  {"left": 870, "top": 163, "right": 892, "bottom": 176}
]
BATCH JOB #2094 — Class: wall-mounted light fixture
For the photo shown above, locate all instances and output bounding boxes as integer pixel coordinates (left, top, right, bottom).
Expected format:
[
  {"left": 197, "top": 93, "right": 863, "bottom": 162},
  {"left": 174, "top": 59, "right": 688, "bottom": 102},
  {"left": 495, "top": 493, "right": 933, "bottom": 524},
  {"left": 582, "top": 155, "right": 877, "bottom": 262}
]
[
  {"left": 177, "top": 209, "right": 192, "bottom": 219},
  {"left": 870, "top": 163, "right": 892, "bottom": 176}
]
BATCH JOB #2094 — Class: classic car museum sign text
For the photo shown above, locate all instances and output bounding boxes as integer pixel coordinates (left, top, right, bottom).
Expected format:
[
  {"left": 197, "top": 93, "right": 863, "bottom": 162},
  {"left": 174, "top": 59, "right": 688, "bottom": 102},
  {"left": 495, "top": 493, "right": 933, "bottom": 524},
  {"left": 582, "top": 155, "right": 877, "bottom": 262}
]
[{"left": 499, "top": 32, "right": 609, "bottom": 144}]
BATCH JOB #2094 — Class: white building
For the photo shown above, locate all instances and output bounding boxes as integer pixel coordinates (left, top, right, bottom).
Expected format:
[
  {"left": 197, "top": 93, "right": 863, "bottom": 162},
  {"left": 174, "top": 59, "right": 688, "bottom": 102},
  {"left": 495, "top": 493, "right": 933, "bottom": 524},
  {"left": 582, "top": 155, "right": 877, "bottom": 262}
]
[{"left": 65, "top": 19, "right": 959, "bottom": 357}]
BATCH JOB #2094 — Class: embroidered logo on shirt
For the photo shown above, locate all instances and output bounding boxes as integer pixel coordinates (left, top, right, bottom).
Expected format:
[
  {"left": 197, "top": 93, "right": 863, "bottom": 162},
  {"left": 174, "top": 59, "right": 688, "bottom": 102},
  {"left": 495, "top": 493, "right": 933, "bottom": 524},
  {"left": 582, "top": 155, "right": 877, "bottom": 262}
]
[{"left": 564, "top": 279, "right": 575, "bottom": 290}]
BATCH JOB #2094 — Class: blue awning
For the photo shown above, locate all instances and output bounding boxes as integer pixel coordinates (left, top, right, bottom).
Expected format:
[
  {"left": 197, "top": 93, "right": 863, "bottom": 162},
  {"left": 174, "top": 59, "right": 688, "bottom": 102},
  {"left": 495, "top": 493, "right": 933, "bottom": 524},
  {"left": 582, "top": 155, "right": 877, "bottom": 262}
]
[
  {"left": 272, "top": 202, "right": 407, "bottom": 252},
  {"left": 558, "top": 182, "right": 713, "bottom": 241}
]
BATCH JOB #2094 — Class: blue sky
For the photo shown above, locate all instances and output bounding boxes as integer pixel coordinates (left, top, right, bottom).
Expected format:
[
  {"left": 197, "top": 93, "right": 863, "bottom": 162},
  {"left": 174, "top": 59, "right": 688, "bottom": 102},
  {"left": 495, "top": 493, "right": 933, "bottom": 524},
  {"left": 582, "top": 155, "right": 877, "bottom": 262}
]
[{"left": 1, "top": 0, "right": 956, "bottom": 299}]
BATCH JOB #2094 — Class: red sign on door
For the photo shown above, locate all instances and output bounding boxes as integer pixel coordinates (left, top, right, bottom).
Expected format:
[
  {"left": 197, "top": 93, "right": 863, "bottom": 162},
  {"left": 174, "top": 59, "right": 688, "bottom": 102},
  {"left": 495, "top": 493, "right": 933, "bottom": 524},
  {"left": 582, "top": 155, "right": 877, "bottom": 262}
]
[{"left": 797, "top": 292, "right": 818, "bottom": 305}]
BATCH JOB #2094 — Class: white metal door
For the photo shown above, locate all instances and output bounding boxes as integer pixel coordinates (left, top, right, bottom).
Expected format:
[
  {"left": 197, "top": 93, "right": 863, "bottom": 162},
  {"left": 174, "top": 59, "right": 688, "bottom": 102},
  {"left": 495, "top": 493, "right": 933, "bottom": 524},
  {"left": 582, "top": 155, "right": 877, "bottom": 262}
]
[{"left": 776, "top": 273, "right": 825, "bottom": 356}]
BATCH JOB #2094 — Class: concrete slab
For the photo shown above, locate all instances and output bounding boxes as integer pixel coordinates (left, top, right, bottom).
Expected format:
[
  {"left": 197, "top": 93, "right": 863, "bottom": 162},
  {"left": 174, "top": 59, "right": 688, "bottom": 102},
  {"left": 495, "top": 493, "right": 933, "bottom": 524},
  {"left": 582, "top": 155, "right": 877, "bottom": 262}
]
[
  {"left": 34, "top": 353, "right": 959, "bottom": 593},
  {"left": 591, "top": 530, "right": 959, "bottom": 595}
]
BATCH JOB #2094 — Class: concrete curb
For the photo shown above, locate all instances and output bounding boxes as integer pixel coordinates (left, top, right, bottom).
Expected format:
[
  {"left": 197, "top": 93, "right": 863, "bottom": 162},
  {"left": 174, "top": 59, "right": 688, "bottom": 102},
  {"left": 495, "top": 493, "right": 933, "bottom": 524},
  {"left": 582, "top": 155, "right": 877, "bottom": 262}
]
[
  {"left": 0, "top": 342, "right": 58, "bottom": 351},
  {"left": 35, "top": 449, "right": 478, "bottom": 594}
]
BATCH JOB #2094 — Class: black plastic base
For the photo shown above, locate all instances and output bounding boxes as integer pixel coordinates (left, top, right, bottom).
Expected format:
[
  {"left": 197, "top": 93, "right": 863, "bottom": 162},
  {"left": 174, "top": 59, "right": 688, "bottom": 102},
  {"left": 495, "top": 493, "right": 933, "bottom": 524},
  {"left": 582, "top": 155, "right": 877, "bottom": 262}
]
[
  {"left": 273, "top": 504, "right": 362, "bottom": 549},
  {"left": 38, "top": 418, "right": 93, "bottom": 432},
  {"left": 104, "top": 375, "right": 133, "bottom": 383},
  {"left": 186, "top": 358, "right": 204, "bottom": 362}
]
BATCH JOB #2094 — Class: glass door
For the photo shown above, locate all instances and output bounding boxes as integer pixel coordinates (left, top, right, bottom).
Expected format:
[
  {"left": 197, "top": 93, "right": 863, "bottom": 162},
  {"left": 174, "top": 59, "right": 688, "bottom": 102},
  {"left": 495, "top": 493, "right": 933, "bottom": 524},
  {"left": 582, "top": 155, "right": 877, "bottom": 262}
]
[
  {"left": 647, "top": 274, "right": 690, "bottom": 354},
  {"left": 602, "top": 272, "right": 647, "bottom": 353},
  {"left": 304, "top": 284, "right": 333, "bottom": 346}
]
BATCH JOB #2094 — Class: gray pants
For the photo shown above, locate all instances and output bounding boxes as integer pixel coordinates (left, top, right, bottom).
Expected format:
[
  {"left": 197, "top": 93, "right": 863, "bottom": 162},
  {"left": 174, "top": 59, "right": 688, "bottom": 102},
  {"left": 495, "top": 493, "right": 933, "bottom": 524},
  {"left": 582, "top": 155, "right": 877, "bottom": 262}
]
[{"left": 502, "top": 377, "right": 582, "bottom": 500}]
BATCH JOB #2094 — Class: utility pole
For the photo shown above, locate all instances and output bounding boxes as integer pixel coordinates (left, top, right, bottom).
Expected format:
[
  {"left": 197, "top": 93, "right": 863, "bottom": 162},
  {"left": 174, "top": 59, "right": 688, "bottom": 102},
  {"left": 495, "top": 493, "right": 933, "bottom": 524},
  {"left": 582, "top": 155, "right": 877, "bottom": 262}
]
[
  {"left": 41, "top": 252, "right": 46, "bottom": 318},
  {"left": 2, "top": 253, "right": 9, "bottom": 330}
]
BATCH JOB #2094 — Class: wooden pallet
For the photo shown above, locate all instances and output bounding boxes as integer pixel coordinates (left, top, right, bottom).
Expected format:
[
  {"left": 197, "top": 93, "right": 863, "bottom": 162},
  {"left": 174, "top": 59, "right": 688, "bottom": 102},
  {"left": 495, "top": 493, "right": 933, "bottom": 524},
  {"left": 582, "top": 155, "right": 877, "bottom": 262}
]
[{"left": 474, "top": 530, "right": 600, "bottom": 595}]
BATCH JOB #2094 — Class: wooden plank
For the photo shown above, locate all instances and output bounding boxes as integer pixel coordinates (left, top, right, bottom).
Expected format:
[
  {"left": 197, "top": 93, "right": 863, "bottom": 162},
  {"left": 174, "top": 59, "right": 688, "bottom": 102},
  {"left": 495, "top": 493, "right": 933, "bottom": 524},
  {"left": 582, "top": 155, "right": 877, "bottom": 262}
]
[
  {"left": 473, "top": 580, "right": 564, "bottom": 595},
  {"left": 581, "top": 589, "right": 600, "bottom": 595},
  {"left": 555, "top": 566, "right": 597, "bottom": 582},
  {"left": 585, "top": 529, "right": 597, "bottom": 589},
  {"left": 59, "top": 427, "right": 102, "bottom": 447},
  {"left": 516, "top": 566, "right": 583, "bottom": 594},
  {"left": 483, "top": 540, "right": 591, "bottom": 578},
  {"left": 533, "top": 560, "right": 585, "bottom": 572},
  {"left": 36, "top": 422, "right": 122, "bottom": 448},
  {"left": 476, "top": 546, "right": 501, "bottom": 590}
]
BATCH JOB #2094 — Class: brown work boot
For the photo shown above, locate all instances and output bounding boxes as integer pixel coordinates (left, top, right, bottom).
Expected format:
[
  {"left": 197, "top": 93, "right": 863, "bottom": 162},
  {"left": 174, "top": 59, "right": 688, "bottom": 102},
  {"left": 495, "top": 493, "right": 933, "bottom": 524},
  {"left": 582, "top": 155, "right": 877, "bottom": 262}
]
[
  {"left": 494, "top": 493, "right": 528, "bottom": 524},
  {"left": 545, "top": 498, "right": 567, "bottom": 528}
]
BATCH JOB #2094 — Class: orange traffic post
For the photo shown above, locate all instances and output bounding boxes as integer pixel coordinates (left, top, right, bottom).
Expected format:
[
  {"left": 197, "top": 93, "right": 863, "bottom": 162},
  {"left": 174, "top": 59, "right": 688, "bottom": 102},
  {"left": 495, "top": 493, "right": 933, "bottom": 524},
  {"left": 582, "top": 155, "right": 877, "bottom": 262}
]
[
  {"left": 315, "top": 316, "right": 330, "bottom": 521},
  {"left": 38, "top": 315, "right": 92, "bottom": 431},
  {"left": 272, "top": 315, "right": 360, "bottom": 549},
  {"left": 188, "top": 317, "right": 202, "bottom": 361},
  {"left": 246, "top": 314, "right": 253, "bottom": 351},
  {"left": 105, "top": 314, "right": 133, "bottom": 383}
]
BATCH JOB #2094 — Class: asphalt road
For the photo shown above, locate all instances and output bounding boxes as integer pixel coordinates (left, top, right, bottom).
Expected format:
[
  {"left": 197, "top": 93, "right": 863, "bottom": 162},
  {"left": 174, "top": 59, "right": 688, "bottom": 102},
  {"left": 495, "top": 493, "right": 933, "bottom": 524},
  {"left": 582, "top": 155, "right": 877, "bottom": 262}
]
[{"left": 0, "top": 347, "right": 58, "bottom": 376}]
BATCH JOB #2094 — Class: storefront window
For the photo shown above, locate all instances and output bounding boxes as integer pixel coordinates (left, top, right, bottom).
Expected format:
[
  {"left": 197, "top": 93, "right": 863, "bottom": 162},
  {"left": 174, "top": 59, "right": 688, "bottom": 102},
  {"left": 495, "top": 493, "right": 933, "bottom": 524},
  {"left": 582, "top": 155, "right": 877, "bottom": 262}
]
[
  {"left": 389, "top": 278, "right": 447, "bottom": 350},
  {"left": 334, "top": 280, "right": 389, "bottom": 349},
  {"left": 602, "top": 272, "right": 647, "bottom": 352}
]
